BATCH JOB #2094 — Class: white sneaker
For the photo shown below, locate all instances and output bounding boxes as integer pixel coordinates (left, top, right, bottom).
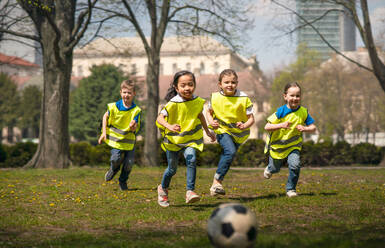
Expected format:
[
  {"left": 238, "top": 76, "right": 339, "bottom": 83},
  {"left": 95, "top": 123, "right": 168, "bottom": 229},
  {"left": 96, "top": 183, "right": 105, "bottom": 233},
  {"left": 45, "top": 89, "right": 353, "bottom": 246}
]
[
  {"left": 210, "top": 183, "right": 226, "bottom": 196},
  {"left": 157, "top": 185, "right": 169, "bottom": 207},
  {"left": 286, "top": 190, "right": 298, "bottom": 197},
  {"left": 186, "top": 190, "right": 200, "bottom": 204},
  {"left": 263, "top": 166, "right": 272, "bottom": 179}
]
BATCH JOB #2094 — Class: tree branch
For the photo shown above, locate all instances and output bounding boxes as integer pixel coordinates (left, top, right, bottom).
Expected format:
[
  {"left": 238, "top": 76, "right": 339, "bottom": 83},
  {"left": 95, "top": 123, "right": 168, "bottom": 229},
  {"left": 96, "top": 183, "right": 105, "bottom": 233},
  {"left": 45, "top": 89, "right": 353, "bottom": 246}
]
[
  {"left": 0, "top": 27, "right": 39, "bottom": 41},
  {"left": 66, "top": 0, "right": 99, "bottom": 52},
  {"left": 272, "top": 0, "right": 373, "bottom": 72}
]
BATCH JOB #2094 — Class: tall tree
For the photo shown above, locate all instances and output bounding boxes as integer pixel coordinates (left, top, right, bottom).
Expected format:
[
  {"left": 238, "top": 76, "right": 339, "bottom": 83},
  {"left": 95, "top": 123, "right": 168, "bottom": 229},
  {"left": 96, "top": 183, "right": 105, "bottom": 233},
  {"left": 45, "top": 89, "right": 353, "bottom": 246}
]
[
  {"left": 69, "top": 64, "right": 125, "bottom": 145},
  {"left": 0, "top": 73, "right": 20, "bottom": 143},
  {"left": 0, "top": 0, "right": 97, "bottom": 168},
  {"left": 19, "top": 85, "right": 42, "bottom": 139},
  {"left": 95, "top": 0, "right": 253, "bottom": 166}
]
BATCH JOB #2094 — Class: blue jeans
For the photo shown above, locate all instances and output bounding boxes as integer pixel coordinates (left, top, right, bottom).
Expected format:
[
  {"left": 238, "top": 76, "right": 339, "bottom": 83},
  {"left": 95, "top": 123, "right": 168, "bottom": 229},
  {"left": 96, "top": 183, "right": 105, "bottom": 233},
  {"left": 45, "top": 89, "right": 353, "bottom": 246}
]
[
  {"left": 110, "top": 148, "right": 135, "bottom": 184},
  {"left": 161, "top": 147, "right": 197, "bottom": 191},
  {"left": 215, "top": 133, "right": 240, "bottom": 181},
  {"left": 267, "top": 150, "right": 301, "bottom": 191}
]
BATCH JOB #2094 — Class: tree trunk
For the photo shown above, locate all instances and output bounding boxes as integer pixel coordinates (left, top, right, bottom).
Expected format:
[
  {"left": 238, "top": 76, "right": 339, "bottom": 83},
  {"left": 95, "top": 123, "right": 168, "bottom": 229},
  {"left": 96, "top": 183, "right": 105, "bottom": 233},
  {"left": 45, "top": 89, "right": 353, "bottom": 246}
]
[
  {"left": 143, "top": 57, "right": 160, "bottom": 167},
  {"left": 25, "top": 11, "right": 73, "bottom": 169}
]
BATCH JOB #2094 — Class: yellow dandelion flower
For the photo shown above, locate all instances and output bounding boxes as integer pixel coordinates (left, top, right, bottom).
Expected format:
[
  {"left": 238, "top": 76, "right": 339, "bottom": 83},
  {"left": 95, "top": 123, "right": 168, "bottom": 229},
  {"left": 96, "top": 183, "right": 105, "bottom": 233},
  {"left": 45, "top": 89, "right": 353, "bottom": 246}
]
[{"left": 49, "top": 203, "right": 55, "bottom": 207}]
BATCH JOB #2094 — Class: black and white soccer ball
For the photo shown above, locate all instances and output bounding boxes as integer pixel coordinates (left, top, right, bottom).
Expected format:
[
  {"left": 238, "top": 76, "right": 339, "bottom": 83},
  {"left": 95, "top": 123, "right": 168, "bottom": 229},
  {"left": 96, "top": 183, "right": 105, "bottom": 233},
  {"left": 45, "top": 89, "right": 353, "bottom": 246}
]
[{"left": 207, "top": 203, "right": 258, "bottom": 248}]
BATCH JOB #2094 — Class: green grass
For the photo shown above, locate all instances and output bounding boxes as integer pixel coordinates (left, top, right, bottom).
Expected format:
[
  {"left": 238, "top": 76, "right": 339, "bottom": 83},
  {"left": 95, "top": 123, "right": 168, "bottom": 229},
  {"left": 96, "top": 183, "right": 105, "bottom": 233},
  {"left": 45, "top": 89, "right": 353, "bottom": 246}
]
[{"left": 0, "top": 166, "right": 384, "bottom": 247}]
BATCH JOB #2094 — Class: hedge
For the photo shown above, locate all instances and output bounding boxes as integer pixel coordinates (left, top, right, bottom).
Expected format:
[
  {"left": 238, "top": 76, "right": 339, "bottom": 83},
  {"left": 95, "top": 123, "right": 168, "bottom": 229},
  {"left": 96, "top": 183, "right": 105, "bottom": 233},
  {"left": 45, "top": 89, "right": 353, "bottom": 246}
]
[{"left": 0, "top": 140, "right": 383, "bottom": 168}]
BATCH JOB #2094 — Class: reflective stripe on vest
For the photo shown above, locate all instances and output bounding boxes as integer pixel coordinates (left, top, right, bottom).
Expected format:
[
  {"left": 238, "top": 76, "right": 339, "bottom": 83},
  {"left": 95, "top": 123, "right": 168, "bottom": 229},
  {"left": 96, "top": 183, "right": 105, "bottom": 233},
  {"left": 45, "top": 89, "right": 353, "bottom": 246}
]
[
  {"left": 157, "top": 97, "right": 205, "bottom": 152},
  {"left": 104, "top": 103, "right": 141, "bottom": 151},
  {"left": 210, "top": 92, "right": 253, "bottom": 144},
  {"left": 264, "top": 106, "right": 308, "bottom": 159}
]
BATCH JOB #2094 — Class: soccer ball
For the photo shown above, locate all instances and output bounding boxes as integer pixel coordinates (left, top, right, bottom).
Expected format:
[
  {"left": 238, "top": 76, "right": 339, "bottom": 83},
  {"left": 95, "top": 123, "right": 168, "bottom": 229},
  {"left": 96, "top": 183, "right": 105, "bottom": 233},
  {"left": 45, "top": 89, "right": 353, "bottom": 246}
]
[{"left": 207, "top": 203, "right": 258, "bottom": 248}]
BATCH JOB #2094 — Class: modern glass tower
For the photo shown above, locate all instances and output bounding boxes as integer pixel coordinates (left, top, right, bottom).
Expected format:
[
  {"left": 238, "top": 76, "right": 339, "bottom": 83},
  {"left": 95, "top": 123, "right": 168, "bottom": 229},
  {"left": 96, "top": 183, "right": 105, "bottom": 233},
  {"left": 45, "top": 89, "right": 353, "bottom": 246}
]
[{"left": 296, "top": 0, "right": 356, "bottom": 60}]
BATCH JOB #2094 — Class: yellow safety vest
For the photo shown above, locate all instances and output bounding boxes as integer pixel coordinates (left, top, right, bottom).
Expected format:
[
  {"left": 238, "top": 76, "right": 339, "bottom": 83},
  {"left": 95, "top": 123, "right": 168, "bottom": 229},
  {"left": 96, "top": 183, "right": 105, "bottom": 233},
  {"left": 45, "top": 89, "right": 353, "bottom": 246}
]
[
  {"left": 156, "top": 97, "right": 205, "bottom": 152},
  {"left": 104, "top": 102, "right": 141, "bottom": 151},
  {"left": 210, "top": 91, "right": 253, "bottom": 144},
  {"left": 264, "top": 106, "right": 308, "bottom": 159}
]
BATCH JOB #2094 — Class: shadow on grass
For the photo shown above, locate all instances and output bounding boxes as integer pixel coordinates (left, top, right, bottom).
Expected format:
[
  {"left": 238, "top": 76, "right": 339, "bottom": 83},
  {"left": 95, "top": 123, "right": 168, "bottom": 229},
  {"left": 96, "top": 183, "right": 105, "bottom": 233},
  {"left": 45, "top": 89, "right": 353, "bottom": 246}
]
[{"left": 228, "top": 192, "right": 337, "bottom": 202}]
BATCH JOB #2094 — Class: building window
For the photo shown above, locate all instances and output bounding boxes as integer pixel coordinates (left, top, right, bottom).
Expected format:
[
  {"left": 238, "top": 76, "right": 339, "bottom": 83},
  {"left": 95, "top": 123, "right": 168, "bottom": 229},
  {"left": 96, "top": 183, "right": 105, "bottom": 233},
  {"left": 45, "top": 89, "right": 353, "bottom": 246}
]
[
  {"left": 200, "top": 62, "right": 205, "bottom": 74},
  {"left": 213, "top": 62, "right": 219, "bottom": 74},
  {"left": 186, "top": 62, "right": 191, "bottom": 71},
  {"left": 77, "top": 65, "right": 83, "bottom": 77},
  {"left": 172, "top": 63, "right": 177, "bottom": 74}
]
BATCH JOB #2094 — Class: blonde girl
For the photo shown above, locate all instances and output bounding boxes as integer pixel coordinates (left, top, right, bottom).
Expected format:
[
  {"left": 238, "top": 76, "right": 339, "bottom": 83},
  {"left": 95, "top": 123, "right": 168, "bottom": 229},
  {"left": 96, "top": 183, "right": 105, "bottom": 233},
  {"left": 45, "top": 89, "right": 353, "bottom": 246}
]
[{"left": 206, "top": 69, "right": 255, "bottom": 196}]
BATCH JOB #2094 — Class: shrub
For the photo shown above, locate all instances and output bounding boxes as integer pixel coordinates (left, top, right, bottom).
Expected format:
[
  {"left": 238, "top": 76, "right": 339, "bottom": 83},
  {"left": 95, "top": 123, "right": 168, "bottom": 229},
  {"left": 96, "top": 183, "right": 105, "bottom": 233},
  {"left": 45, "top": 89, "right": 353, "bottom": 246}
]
[
  {"left": 89, "top": 143, "right": 110, "bottom": 166},
  {"left": 69, "top": 142, "right": 92, "bottom": 166},
  {"left": 0, "top": 142, "right": 37, "bottom": 168},
  {"left": 330, "top": 141, "right": 353, "bottom": 165},
  {"left": 197, "top": 143, "right": 221, "bottom": 167},
  {"left": 233, "top": 139, "right": 266, "bottom": 167},
  {"left": 0, "top": 144, "right": 6, "bottom": 163},
  {"left": 351, "top": 143, "right": 382, "bottom": 165}
]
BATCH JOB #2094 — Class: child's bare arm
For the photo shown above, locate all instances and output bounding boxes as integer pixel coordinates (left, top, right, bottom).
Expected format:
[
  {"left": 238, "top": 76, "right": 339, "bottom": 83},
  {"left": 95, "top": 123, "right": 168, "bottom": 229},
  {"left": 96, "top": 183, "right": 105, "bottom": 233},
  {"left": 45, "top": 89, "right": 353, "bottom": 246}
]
[
  {"left": 236, "top": 114, "right": 255, "bottom": 130},
  {"left": 198, "top": 112, "right": 216, "bottom": 142},
  {"left": 264, "top": 121, "right": 291, "bottom": 132},
  {"left": 296, "top": 123, "right": 316, "bottom": 133},
  {"left": 205, "top": 108, "right": 219, "bottom": 129},
  {"left": 156, "top": 114, "right": 181, "bottom": 132},
  {"left": 98, "top": 111, "right": 109, "bottom": 144}
]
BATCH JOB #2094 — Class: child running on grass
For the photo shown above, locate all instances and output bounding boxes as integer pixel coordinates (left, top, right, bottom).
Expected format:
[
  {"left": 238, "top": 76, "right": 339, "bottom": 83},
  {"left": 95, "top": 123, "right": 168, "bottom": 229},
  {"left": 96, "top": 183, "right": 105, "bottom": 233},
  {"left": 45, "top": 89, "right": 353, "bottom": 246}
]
[
  {"left": 98, "top": 80, "right": 141, "bottom": 191},
  {"left": 206, "top": 69, "right": 255, "bottom": 196},
  {"left": 264, "top": 82, "right": 316, "bottom": 197},
  {"left": 156, "top": 70, "right": 215, "bottom": 207}
]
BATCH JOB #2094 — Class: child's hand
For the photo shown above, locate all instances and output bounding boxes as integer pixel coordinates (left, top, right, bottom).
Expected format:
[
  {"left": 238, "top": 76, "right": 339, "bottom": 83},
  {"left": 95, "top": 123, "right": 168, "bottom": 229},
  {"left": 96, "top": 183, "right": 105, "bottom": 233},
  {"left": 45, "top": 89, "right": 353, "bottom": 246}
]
[
  {"left": 296, "top": 125, "right": 306, "bottom": 132},
  {"left": 129, "top": 120, "right": 137, "bottom": 131},
  {"left": 98, "top": 133, "right": 106, "bottom": 144},
  {"left": 209, "top": 120, "right": 220, "bottom": 129},
  {"left": 167, "top": 124, "right": 181, "bottom": 132},
  {"left": 236, "top": 122, "right": 246, "bottom": 130},
  {"left": 280, "top": 121, "right": 291, "bottom": 129},
  {"left": 206, "top": 130, "right": 216, "bottom": 142}
]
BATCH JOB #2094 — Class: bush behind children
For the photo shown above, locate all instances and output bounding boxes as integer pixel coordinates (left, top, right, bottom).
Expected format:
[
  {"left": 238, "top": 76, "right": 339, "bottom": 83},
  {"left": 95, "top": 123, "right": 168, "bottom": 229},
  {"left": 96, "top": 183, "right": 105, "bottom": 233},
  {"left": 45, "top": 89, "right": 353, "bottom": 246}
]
[{"left": 98, "top": 71, "right": 317, "bottom": 205}]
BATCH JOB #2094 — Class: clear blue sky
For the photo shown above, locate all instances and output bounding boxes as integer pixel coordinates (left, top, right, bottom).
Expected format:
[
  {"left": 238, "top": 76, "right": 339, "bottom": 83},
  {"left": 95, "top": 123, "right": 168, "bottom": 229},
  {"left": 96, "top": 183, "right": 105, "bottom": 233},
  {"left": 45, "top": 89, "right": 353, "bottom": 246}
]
[{"left": 246, "top": 0, "right": 385, "bottom": 73}]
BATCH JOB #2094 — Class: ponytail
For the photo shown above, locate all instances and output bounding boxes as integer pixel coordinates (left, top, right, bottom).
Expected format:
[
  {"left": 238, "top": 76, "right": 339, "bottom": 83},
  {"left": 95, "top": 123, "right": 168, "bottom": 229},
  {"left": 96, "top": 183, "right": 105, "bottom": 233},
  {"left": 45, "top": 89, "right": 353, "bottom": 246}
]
[
  {"left": 165, "top": 84, "right": 178, "bottom": 102},
  {"left": 164, "top": 70, "right": 196, "bottom": 102}
]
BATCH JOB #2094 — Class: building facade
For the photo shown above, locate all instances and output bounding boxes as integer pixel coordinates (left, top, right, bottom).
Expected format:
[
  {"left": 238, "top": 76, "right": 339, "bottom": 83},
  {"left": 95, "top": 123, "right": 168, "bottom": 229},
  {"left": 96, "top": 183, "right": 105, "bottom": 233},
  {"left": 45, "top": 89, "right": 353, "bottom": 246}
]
[
  {"left": 296, "top": 0, "right": 356, "bottom": 60},
  {"left": 73, "top": 36, "right": 253, "bottom": 77}
]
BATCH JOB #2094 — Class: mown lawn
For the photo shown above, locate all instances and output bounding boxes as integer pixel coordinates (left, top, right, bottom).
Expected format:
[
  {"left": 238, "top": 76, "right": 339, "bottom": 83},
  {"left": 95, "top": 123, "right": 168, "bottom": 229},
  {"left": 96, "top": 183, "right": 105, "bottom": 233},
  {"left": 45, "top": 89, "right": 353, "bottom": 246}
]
[{"left": 0, "top": 166, "right": 384, "bottom": 248}]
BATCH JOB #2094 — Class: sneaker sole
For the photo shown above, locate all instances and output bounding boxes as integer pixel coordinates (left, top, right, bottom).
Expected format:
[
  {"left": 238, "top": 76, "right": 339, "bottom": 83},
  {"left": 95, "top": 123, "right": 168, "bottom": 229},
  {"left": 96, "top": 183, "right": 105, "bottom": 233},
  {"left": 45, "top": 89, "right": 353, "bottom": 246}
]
[
  {"left": 158, "top": 201, "right": 170, "bottom": 207},
  {"left": 210, "top": 188, "right": 225, "bottom": 196},
  {"left": 105, "top": 170, "right": 117, "bottom": 182},
  {"left": 186, "top": 196, "right": 200, "bottom": 204}
]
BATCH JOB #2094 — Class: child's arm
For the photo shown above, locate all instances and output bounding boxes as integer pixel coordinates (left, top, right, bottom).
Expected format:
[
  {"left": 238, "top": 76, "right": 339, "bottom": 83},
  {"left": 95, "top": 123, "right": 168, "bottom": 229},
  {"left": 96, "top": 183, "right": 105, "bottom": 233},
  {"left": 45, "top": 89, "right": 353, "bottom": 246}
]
[
  {"left": 236, "top": 114, "right": 255, "bottom": 130},
  {"left": 205, "top": 108, "right": 219, "bottom": 129},
  {"left": 156, "top": 113, "right": 181, "bottom": 132},
  {"left": 98, "top": 111, "right": 109, "bottom": 144},
  {"left": 264, "top": 121, "right": 291, "bottom": 132},
  {"left": 198, "top": 112, "right": 216, "bottom": 142},
  {"left": 296, "top": 123, "right": 316, "bottom": 133}
]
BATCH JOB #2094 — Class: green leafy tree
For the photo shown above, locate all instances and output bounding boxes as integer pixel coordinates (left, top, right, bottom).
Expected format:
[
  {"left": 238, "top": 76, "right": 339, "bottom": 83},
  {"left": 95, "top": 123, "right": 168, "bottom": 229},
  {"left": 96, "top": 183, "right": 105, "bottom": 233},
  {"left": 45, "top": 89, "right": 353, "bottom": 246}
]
[
  {"left": 269, "top": 44, "right": 321, "bottom": 112},
  {"left": 18, "top": 85, "right": 42, "bottom": 139},
  {"left": 69, "top": 64, "right": 126, "bottom": 145},
  {"left": 0, "top": 73, "right": 20, "bottom": 143}
]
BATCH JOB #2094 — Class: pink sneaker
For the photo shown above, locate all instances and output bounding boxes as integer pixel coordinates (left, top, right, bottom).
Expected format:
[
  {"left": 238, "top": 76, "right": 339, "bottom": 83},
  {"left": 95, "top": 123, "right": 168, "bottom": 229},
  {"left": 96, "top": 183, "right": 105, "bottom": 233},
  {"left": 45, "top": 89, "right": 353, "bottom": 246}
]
[
  {"left": 157, "top": 185, "right": 169, "bottom": 207},
  {"left": 186, "top": 190, "right": 200, "bottom": 204}
]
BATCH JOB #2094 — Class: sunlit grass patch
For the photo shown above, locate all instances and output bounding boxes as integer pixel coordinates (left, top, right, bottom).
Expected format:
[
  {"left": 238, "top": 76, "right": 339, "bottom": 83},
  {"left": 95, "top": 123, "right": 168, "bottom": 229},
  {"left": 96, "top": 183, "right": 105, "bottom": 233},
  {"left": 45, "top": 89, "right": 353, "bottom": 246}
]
[{"left": 0, "top": 166, "right": 384, "bottom": 247}]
